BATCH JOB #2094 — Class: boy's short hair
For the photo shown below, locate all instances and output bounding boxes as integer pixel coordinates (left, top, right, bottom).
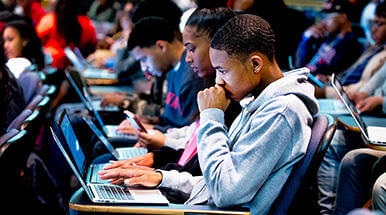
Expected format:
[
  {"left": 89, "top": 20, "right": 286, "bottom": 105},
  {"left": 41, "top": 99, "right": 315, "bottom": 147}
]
[
  {"left": 127, "top": 16, "right": 175, "bottom": 50},
  {"left": 211, "top": 14, "right": 276, "bottom": 62}
]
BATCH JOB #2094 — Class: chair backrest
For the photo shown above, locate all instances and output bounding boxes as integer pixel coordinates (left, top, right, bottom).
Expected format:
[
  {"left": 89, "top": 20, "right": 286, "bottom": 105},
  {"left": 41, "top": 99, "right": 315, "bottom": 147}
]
[
  {"left": 0, "top": 129, "right": 19, "bottom": 146},
  {"left": 38, "top": 84, "right": 50, "bottom": 96},
  {"left": 6, "top": 109, "right": 33, "bottom": 132},
  {"left": 25, "top": 94, "right": 44, "bottom": 111},
  {"left": 269, "top": 114, "right": 337, "bottom": 215},
  {"left": 18, "top": 71, "right": 42, "bottom": 104},
  {"left": 0, "top": 129, "right": 33, "bottom": 180}
]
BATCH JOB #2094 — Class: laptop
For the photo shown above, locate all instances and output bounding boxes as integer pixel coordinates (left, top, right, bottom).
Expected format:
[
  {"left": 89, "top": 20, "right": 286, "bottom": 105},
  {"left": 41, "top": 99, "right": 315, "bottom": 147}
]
[
  {"left": 58, "top": 109, "right": 110, "bottom": 184},
  {"left": 84, "top": 116, "right": 146, "bottom": 160},
  {"left": 65, "top": 68, "right": 119, "bottom": 112},
  {"left": 50, "top": 127, "right": 169, "bottom": 204},
  {"left": 318, "top": 98, "right": 350, "bottom": 115},
  {"left": 64, "top": 47, "right": 118, "bottom": 80},
  {"left": 65, "top": 69, "right": 134, "bottom": 139},
  {"left": 331, "top": 73, "right": 386, "bottom": 146}
]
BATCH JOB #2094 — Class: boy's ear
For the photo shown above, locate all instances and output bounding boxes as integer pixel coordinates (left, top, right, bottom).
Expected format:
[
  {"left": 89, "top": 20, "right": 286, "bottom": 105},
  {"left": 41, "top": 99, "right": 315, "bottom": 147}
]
[
  {"left": 155, "top": 40, "right": 167, "bottom": 52},
  {"left": 249, "top": 55, "right": 263, "bottom": 74}
]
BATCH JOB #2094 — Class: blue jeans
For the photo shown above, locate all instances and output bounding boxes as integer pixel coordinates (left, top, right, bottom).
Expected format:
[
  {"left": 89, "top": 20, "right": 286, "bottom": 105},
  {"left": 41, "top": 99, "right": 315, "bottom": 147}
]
[
  {"left": 317, "top": 129, "right": 364, "bottom": 214},
  {"left": 333, "top": 149, "right": 386, "bottom": 215}
]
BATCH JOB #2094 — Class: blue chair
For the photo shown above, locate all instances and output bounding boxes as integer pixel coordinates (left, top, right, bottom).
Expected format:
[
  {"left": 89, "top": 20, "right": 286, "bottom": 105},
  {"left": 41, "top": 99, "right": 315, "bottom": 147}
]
[
  {"left": 269, "top": 114, "right": 337, "bottom": 215},
  {"left": 25, "top": 94, "right": 44, "bottom": 110},
  {"left": 6, "top": 109, "right": 33, "bottom": 132},
  {"left": 0, "top": 130, "right": 32, "bottom": 179},
  {"left": 0, "top": 128, "right": 20, "bottom": 146},
  {"left": 18, "top": 71, "right": 42, "bottom": 104}
]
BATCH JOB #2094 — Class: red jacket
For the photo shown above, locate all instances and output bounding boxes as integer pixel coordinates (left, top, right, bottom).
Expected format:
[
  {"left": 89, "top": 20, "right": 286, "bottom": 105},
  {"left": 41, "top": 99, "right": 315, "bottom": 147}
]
[{"left": 36, "top": 13, "right": 97, "bottom": 69}]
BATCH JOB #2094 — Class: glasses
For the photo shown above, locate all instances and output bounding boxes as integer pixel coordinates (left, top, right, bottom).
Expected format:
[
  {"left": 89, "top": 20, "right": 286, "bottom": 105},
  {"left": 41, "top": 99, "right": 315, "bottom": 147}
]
[{"left": 369, "top": 19, "right": 386, "bottom": 28}]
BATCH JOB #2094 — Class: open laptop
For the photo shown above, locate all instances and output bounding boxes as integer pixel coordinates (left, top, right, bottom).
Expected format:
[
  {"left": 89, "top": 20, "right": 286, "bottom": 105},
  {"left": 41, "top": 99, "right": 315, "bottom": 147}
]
[
  {"left": 50, "top": 127, "right": 169, "bottom": 204},
  {"left": 64, "top": 47, "right": 118, "bottom": 80},
  {"left": 58, "top": 109, "right": 110, "bottom": 184},
  {"left": 332, "top": 73, "right": 386, "bottom": 146},
  {"left": 65, "top": 69, "right": 134, "bottom": 139},
  {"left": 65, "top": 68, "right": 119, "bottom": 112},
  {"left": 84, "top": 116, "right": 146, "bottom": 160}
]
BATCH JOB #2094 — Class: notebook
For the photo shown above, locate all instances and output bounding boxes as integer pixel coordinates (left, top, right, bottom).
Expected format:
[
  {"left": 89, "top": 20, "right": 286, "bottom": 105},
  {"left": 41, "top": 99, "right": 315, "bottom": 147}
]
[
  {"left": 50, "top": 127, "right": 169, "bottom": 204},
  {"left": 84, "top": 116, "right": 146, "bottom": 160},
  {"left": 331, "top": 73, "right": 386, "bottom": 146}
]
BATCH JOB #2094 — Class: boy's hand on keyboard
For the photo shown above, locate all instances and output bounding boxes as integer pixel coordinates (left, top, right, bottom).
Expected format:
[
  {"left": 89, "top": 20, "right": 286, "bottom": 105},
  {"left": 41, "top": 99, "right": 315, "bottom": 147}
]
[{"left": 98, "top": 166, "right": 161, "bottom": 187}]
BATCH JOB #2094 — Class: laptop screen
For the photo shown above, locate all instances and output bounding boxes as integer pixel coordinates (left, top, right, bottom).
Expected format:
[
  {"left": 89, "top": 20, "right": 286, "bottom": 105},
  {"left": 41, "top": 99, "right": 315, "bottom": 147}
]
[
  {"left": 83, "top": 117, "right": 115, "bottom": 154},
  {"left": 65, "top": 69, "right": 106, "bottom": 129},
  {"left": 64, "top": 47, "right": 86, "bottom": 71},
  {"left": 332, "top": 74, "right": 368, "bottom": 136},
  {"left": 59, "top": 111, "right": 86, "bottom": 174}
]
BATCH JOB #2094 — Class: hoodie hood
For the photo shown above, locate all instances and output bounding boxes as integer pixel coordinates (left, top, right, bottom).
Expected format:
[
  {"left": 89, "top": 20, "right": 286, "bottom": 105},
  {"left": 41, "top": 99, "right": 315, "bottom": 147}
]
[{"left": 242, "top": 67, "right": 319, "bottom": 116}]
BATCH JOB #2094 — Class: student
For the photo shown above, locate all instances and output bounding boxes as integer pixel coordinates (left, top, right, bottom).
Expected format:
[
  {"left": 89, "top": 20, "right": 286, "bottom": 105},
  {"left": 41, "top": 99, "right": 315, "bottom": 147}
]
[
  {"left": 295, "top": 0, "right": 363, "bottom": 76},
  {"left": 99, "top": 14, "right": 318, "bottom": 214},
  {"left": 35, "top": 0, "right": 97, "bottom": 70},
  {"left": 115, "top": 16, "right": 208, "bottom": 132},
  {"left": 349, "top": 63, "right": 386, "bottom": 114},
  {"left": 99, "top": 6, "right": 239, "bottom": 172},
  {"left": 333, "top": 149, "right": 386, "bottom": 215},
  {"left": 317, "top": 4, "right": 386, "bottom": 211},
  {"left": 1, "top": 19, "right": 45, "bottom": 71},
  {"left": 95, "top": 9, "right": 240, "bottom": 204},
  {"left": 0, "top": 49, "right": 25, "bottom": 135},
  {"left": 319, "top": 1, "right": 386, "bottom": 98}
]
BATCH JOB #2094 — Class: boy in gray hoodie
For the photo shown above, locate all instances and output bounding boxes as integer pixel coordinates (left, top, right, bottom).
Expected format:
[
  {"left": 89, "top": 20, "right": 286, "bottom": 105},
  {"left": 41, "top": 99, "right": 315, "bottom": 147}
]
[{"left": 99, "top": 14, "right": 319, "bottom": 214}]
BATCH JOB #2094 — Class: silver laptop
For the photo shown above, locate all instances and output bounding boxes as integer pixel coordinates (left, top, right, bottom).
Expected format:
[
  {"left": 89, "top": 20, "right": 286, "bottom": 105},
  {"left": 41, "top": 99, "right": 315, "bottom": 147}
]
[
  {"left": 65, "top": 69, "right": 134, "bottom": 139},
  {"left": 58, "top": 109, "right": 110, "bottom": 184},
  {"left": 64, "top": 47, "right": 118, "bottom": 80},
  {"left": 50, "top": 127, "right": 169, "bottom": 204},
  {"left": 332, "top": 73, "right": 386, "bottom": 146},
  {"left": 64, "top": 68, "right": 119, "bottom": 112},
  {"left": 84, "top": 116, "right": 146, "bottom": 160}
]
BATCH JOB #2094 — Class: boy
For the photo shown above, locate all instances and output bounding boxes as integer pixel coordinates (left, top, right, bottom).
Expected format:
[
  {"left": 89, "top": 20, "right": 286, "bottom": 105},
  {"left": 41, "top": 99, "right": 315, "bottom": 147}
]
[{"left": 99, "top": 14, "right": 318, "bottom": 214}]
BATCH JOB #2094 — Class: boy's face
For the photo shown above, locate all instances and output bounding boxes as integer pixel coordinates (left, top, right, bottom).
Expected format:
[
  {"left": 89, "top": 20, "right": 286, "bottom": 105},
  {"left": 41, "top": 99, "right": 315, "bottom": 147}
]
[
  {"left": 183, "top": 26, "right": 214, "bottom": 78},
  {"left": 132, "top": 44, "right": 170, "bottom": 77},
  {"left": 370, "top": 15, "right": 386, "bottom": 45},
  {"left": 210, "top": 48, "right": 260, "bottom": 102}
]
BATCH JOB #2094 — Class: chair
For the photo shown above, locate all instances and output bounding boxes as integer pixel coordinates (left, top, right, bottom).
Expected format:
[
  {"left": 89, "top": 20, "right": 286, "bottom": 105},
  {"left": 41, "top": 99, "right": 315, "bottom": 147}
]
[
  {"left": 0, "top": 130, "right": 33, "bottom": 180},
  {"left": 18, "top": 71, "right": 43, "bottom": 104},
  {"left": 0, "top": 129, "right": 20, "bottom": 146},
  {"left": 6, "top": 109, "right": 33, "bottom": 132},
  {"left": 25, "top": 94, "right": 44, "bottom": 110},
  {"left": 269, "top": 114, "right": 337, "bottom": 215}
]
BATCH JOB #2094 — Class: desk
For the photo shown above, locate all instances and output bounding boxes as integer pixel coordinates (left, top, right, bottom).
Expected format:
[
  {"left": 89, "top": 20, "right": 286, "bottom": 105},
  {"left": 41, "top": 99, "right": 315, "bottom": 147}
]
[
  {"left": 86, "top": 78, "right": 119, "bottom": 86},
  {"left": 89, "top": 85, "right": 133, "bottom": 95},
  {"left": 337, "top": 115, "right": 386, "bottom": 151},
  {"left": 69, "top": 188, "right": 250, "bottom": 215}
]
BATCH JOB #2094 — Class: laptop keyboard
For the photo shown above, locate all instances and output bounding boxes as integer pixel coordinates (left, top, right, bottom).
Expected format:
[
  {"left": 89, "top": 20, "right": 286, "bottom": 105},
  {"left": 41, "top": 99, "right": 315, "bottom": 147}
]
[
  {"left": 119, "top": 148, "right": 148, "bottom": 159},
  {"left": 91, "top": 163, "right": 110, "bottom": 183},
  {"left": 93, "top": 184, "right": 134, "bottom": 200}
]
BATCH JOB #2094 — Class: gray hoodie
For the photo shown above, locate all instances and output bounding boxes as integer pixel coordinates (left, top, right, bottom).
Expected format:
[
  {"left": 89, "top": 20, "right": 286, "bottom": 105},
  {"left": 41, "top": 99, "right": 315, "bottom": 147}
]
[{"left": 159, "top": 68, "right": 318, "bottom": 214}]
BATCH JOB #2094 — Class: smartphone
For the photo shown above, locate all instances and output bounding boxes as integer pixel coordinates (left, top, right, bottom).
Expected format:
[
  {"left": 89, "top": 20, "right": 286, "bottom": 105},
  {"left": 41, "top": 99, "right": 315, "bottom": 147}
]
[{"left": 123, "top": 110, "right": 147, "bottom": 133}]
